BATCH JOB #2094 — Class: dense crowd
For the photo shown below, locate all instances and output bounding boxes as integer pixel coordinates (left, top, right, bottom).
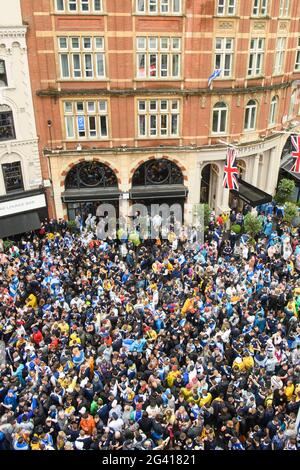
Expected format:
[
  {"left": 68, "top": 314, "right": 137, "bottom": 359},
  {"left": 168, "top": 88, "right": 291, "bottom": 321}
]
[{"left": 0, "top": 202, "right": 300, "bottom": 451}]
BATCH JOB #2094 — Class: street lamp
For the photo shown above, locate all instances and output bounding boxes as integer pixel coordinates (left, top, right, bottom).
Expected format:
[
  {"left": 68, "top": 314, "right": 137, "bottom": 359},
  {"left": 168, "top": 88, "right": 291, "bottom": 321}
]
[{"left": 47, "top": 119, "right": 53, "bottom": 151}]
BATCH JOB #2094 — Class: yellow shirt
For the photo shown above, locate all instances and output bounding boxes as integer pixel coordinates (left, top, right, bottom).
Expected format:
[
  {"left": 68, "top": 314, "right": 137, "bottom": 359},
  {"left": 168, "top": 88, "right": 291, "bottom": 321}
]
[
  {"left": 180, "top": 387, "right": 193, "bottom": 400},
  {"left": 26, "top": 294, "right": 37, "bottom": 308},
  {"left": 58, "top": 322, "right": 69, "bottom": 334},
  {"left": 147, "top": 329, "right": 157, "bottom": 341},
  {"left": 166, "top": 370, "right": 180, "bottom": 387},
  {"left": 233, "top": 358, "right": 245, "bottom": 371},
  {"left": 181, "top": 298, "right": 193, "bottom": 316},
  {"left": 243, "top": 356, "right": 254, "bottom": 370},
  {"left": 265, "top": 394, "right": 273, "bottom": 407},
  {"left": 199, "top": 393, "right": 212, "bottom": 407},
  {"left": 285, "top": 384, "right": 295, "bottom": 402}
]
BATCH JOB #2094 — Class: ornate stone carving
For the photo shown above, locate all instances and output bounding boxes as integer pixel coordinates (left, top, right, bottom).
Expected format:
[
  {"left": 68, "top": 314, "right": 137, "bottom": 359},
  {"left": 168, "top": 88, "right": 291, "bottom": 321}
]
[
  {"left": 218, "top": 21, "right": 234, "bottom": 30},
  {"left": 0, "top": 27, "right": 27, "bottom": 51},
  {"left": 253, "top": 22, "right": 266, "bottom": 30},
  {"left": 279, "top": 22, "right": 288, "bottom": 30}
]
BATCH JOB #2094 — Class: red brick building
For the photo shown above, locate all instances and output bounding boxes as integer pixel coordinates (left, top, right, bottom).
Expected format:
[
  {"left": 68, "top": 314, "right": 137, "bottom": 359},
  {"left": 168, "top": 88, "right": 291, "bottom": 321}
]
[{"left": 21, "top": 0, "right": 300, "bottom": 222}]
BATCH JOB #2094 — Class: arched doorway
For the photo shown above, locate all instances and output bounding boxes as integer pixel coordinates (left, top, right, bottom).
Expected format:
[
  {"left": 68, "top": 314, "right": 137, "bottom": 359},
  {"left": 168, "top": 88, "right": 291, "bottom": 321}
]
[
  {"left": 130, "top": 158, "right": 188, "bottom": 219},
  {"left": 279, "top": 134, "right": 300, "bottom": 202},
  {"left": 200, "top": 163, "right": 219, "bottom": 209},
  {"left": 62, "top": 161, "right": 120, "bottom": 220}
]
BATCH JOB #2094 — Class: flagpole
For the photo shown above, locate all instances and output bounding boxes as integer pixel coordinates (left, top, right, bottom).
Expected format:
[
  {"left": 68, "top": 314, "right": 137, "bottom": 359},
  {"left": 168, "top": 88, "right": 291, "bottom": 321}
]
[{"left": 218, "top": 139, "right": 239, "bottom": 149}]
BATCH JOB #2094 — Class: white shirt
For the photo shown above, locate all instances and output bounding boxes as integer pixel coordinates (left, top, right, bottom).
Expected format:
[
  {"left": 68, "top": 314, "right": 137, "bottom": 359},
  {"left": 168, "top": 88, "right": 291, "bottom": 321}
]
[{"left": 108, "top": 418, "right": 124, "bottom": 432}]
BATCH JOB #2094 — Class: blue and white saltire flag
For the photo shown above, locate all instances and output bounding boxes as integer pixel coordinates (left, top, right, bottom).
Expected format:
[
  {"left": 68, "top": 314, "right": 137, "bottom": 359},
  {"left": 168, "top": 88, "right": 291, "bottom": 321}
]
[
  {"left": 208, "top": 68, "right": 222, "bottom": 87},
  {"left": 44, "top": 244, "right": 52, "bottom": 259},
  {"left": 42, "top": 274, "right": 53, "bottom": 288},
  {"left": 9, "top": 275, "right": 19, "bottom": 300},
  {"left": 50, "top": 277, "right": 61, "bottom": 295}
]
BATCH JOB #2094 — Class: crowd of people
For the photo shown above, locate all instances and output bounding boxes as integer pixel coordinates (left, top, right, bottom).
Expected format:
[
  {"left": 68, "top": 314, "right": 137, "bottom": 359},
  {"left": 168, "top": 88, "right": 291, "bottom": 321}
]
[{"left": 0, "top": 201, "right": 300, "bottom": 451}]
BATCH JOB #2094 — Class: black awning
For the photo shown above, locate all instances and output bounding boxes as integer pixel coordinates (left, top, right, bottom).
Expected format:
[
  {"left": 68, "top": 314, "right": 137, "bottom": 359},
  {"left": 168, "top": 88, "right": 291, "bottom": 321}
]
[
  {"left": 230, "top": 179, "right": 272, "bottom": 207},
  {"left": 0, "top": 211, "right": 41, "bottom": 238},
  {"left": 281, "top": 155, "right": 300, "bottom": 182},
  {"left": 62, "top": 188, "right": 121, "bottom": 202},
  {"left": 130, "top": 185, "right": 188, "bottom": 200}
]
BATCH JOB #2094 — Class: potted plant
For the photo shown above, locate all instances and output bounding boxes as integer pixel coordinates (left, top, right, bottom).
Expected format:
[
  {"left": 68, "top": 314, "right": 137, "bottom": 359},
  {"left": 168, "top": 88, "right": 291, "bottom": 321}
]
[
  {"left": 283, "top": 201, "right": 298, "bottom": 224},
  {"left": 67, "top": 219, "right": 78, "bottom": 233},
  {"left": 243, "top": 212, "right": 263, "bottom": 245},
  {"left": 274, "top": 179, "right": 296, "bottom": 205}
]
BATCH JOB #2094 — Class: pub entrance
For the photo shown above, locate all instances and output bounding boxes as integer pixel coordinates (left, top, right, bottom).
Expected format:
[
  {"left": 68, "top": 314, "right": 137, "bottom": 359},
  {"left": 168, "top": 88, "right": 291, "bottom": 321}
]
[
  {"left": 129, "top": 158, "right": 188, "bottom": 223},
  {"left": 61, "top": 161, "right": 120, "bottom": 222}
]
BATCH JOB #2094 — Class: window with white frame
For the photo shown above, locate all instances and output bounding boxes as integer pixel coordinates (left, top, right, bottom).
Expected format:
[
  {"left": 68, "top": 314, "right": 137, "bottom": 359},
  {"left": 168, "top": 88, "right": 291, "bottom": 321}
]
[
  {"left": 252, "top": 0, "right": 268, "bottom": 16},
  {"left": 137, "top": 99, "right": 180, "bottom": 138},
  {"left": 58, "top": 36, "right": 105, "bottom": 79},
  {"left": 2, "top": 162, "right": 23, "bottom": 193},
  {"left": 248, "top": 38, "right": 265, "bottom": 77},
  {"left": 136, "top": 0, "right": 181, "bottom": 14},
  {"left": 136, "top": 37, "right": 181, "bottom": 79},
  {"left": 273, "top": 37, "right": 286, "bottom": 75},
  {"left": 0, "top": 105, "right": 16, "bottom": 141},
  {"left": 212, "top": 102, "right": 228, "bottom": 134},
  {"left": 215, "top": 38, "right": 234, "bottom": 78},
  {"left": 279, "top": 0, "right": 290, "bottom": 17},
  {"left": 244, "top": 100, "right": 257, "bottom": 131},
  {"left": 295, "top": 37, "right": 300, "bottom": 71},
  {"left": 216, "top": 0, "right": 236, "bottom": 16},
  {"left": 55, "top": 0, "right": 103, "bottom": 12},
  {"left": 64, "top": 100, "right": 108, "bottom": 139},
  {"left": 269, "top": 96, "right": 278, "bottom": 125},
  {"left": 0, "top": 60, "right": 8, "bottom": 87}
]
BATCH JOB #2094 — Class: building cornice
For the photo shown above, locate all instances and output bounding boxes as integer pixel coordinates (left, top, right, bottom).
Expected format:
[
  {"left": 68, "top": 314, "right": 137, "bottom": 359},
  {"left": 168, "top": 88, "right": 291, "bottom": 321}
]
[
  {"left": 0, "top": 138, "right": 39, "bottom": 150},
  {"left": 36, "top": 81, "right": 292, "bottom": 98},
  {"left": 0, "top": 26, "right": 27, "bottom": 39},
  {"left": 43, "top": 132, "right": 285, "bottom": 158}
]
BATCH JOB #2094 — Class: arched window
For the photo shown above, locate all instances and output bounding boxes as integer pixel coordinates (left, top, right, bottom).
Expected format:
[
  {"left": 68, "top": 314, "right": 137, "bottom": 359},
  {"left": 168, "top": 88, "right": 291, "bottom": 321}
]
[
  {"left": 2, "top": 161, "right": 23, "bottom": 193},
  {"left": 0, "top": 60, "right": 7, "bottom": 87},
  {"left": 0, "top": 105, "right": 15, "bottom": 141},
  {"left": 269, "top": 96, "right": 278, "bottom": 125},
  {"left": 132, "top": 158, "right": 184, "bottom": 186},
  {"left": 244, "top": 100, "right": 257, "bottom": 131},
  {"left": 288, "top": 89, "right": 297, "bottom": 119},
  {"left": 212, "top": 102, "right": 227, "bottom": 134},
  {"left": 65, "top": 161, "right": 118, "bottom": 189},
  {"left": 237, "top": 160, "right": 246, "bottom": 180}
]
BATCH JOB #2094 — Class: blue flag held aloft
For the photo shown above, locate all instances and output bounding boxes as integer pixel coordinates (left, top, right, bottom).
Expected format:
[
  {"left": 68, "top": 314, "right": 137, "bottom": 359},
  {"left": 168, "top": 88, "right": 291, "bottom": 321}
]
[
  {"left": 208, "top": 68, "right": 222, "bottom": 87},
  {"left": 9, "top": 275, "right": 19, "bottom": 300}
]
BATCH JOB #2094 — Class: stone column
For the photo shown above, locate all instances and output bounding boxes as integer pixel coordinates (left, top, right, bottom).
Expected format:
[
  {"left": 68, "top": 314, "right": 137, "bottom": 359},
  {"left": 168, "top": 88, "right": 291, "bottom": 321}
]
[
  {"left": 252, "top": 154, "right": 260, "bottom": 187},
  {"left": 119, "top": 196, "right": 129, "bottom": 219},
  {"left": 265, "top": 148, "right": 274, "bottom": 194},
  {"left": 186, "top": 158, "right": 201, "bottom": 225},
  {"left": 218, "top": 161, "right": 230, "bottom": 213},
  {"left": 266, "top": 146, "right": 281, "bottom": 196}
]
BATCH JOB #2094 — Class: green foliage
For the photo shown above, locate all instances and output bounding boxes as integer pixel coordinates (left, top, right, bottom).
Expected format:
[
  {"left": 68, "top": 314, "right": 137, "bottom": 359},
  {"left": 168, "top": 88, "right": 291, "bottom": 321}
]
[
  {"left": 128, "top": 231, "right": 141, "bottom": 246},
  {"left": 231, "top": 224, "right": 242, "bottom": 234},
  {"left": 283, "top": 201, "right": 298, "bottom": 223},
  {"left": 67, "top": 219, "right": 78, "bottom": 232},
  {"left": 274, "top": 179, "right": 296, "bottom": 205},
  {"left": 243, "top": 212, "right": 263, "bottom": 239},
  {"left": 3, "top": 239, "right": 14, "bottom": 252},
  {"left": 203, "top": 204, "right": 211, "bottom": 227}
]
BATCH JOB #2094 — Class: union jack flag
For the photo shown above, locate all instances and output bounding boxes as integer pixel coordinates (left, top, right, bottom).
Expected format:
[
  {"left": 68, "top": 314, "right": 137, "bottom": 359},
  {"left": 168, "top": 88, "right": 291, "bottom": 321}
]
[
  {"left": 223, "top": 147, "right": 239, "bottom": 190},
  {"left": 291, "top": 135, "right": 300, "bottom": 173}
]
